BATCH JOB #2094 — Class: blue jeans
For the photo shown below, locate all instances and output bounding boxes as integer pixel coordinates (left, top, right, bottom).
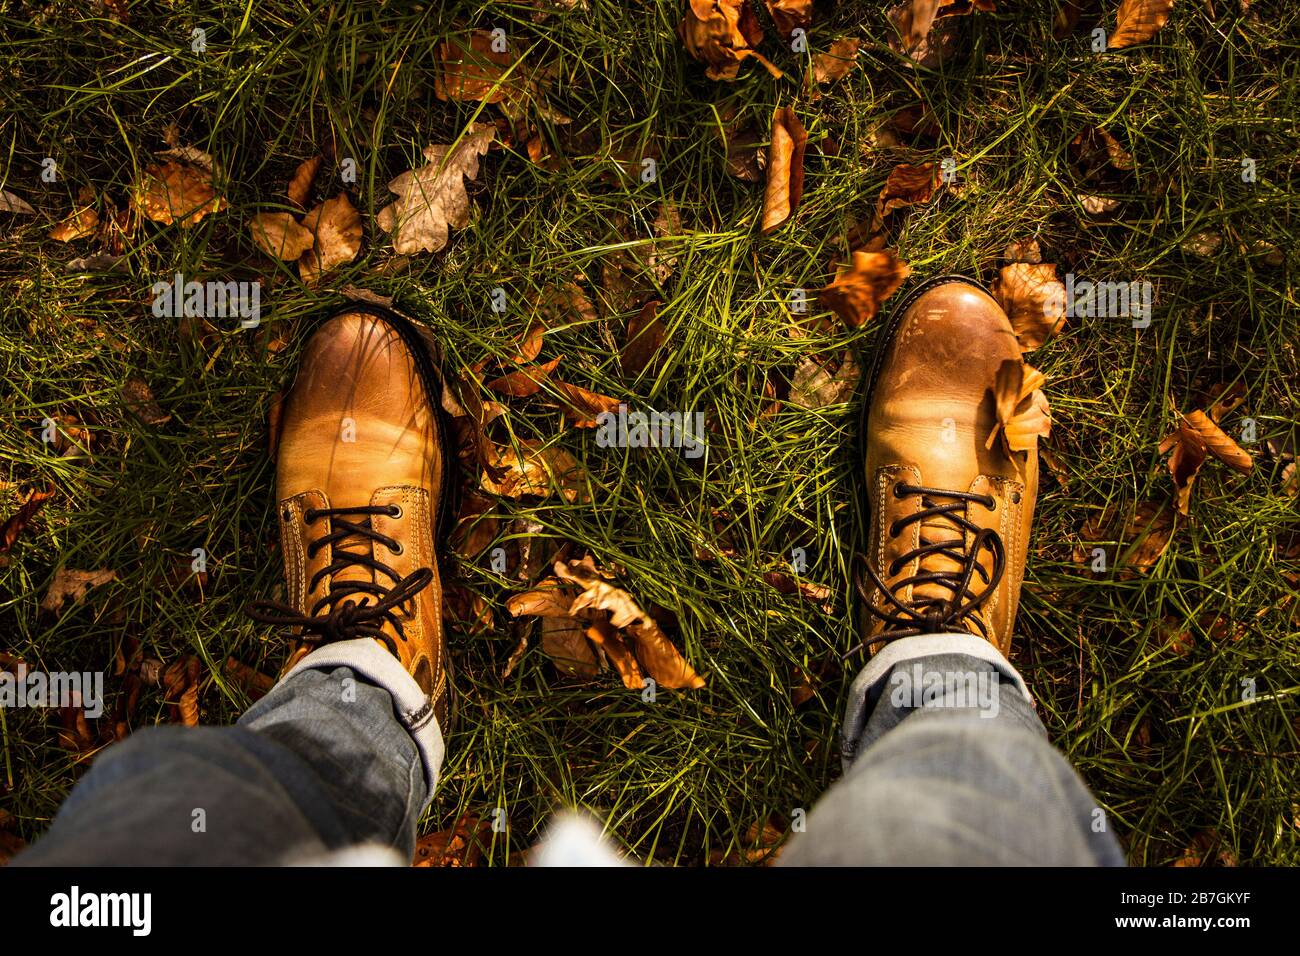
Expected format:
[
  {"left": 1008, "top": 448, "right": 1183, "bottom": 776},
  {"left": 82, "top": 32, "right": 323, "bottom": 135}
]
[{"left": 15, "top": 634, "right": 1123, "bottom": 866}]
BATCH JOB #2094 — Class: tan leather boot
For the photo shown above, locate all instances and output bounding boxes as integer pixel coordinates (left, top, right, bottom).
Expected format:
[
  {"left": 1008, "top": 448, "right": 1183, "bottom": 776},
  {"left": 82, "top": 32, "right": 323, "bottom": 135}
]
[
  {"left": 250, "top": 305, "right": 454, "bottom": 728},
  {"left": 854, "top": 277, "right": 1039, "bottom": 657}
]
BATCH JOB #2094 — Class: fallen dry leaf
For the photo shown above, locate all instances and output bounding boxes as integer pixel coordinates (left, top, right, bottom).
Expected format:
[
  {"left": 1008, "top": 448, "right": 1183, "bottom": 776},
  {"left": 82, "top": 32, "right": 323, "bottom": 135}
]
[
  {"left": 678, "top": 0, "right": 781, "bottom": 81},
  {"left": 413, "top": 815, "right": 490, "bottom": 867},
  {"left": 554, "top": 555, "right": 706, "bottom": 690},
  {"left": 539, "top": 281, "right": 600, "bottom": 327},
  {"left": 1120, "top": 502, "right": 1177, "bottom": 575},
  {"left": 789, "top": 351, "right": 859, "bottom": 408},
  {"left": 1181, "top": 231, "right": 1223, "bottom": 258},
  {"left": 287, "top": 156, "right": 323, "bottom": 207},
  {"left": 621, "top": 299, "right": 668, "bottom": 377},
  {"left": 551, "top": 380, "right": 622, "bottom": 427},
  {"left": 761, "top": 107, "right": 808, "bottom": 235},
  {"left": 1160, "top": 407, "right": 1253, "bottom": 514},
  {"left": 48, "top": 205, "right": 99, "bottom": 242},
  {"left": 1180, "top": 409, "right": 1253, "bottom": 474},
  {"left": 0, "top": 485, "right": 55, "bottom": 554},
  {"left": 818, "top": 249, "right": 910, "bottom": 329},
  {"left": 512, "top": 321, "right": 545, "bottom": 363},
  {"left": 41, "top": 567, "right": 117, "bottom": 614},
  {"left": 435, "top": 31, "right": 519, "bottom": 104},
  {"left": 486, "top": 356, "right": 564, "bottom": 398},
  {"left": 812, "top": 38, "right": 861, "bottom": 84},
  {"left": 121, "top": 376, "right": 170, "bottom": 426},
  {"left": 1072, "top": 126, "right": 1134, "bottom": 175},
  {"left": 506, "top": 581, "right": 579, "bottom": 618},
  {"left": 542, "top": 615, "right": 601, "bottom": 677},
  {"left": 249, "top": 212, "right": 316, "bottom": 261},
  {"left": 763, "top": 571, "right": 833, "bottom": 610},
  {"left": 991, "top": 262, "right": 1067, "bottom": 351},
  {"left": 719, "top": 105, "right": 766, "bottom": 182},
  {"left": 299, "top": 193, "right": 363, "bottom": 284},
  {"left": 987, "top": 359, "right": 1050, "bottom": 454},
  {"left": 376, "top": 124, "right": 495, "bottom": 255},
  {"left": 451, "top": 491, "right": 500, "bottom": 559},
  {"left": 1109, "top": 0, "right": 1175, "bottom": 49},
  {"left": 1003, "top": 238, "right": 1042, "bottom": 264},
  {"left": 877, "top": 162, "right": 939, "bottom": 219},
  {"left": 889, "top": 0, "right": 989, "bottom": 62},
  {"left": 0, "top": 189, "right": 36, "bottom": 215},
  {"left": 1164, "top": 420, "right": 1207, "bottom": 516},
  {"left": 132, "top": 161, "right": 226, "bottom": 227},
  {"left": 1078, "top": 193, "right": 1121, "bottom": 215},
  {"left": 586, "top": 619, "right": 645, "bottom": 689},
  {"left": 766, "top": 0, "right": 812, "bottom": 35},
  {"left": 481, "top": 439, "right": 587, "bottom": 503}
]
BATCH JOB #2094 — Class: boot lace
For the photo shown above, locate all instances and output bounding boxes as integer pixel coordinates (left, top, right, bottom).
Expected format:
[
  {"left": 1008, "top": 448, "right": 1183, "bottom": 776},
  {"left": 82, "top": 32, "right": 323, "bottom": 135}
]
[
  {"left": 248, "top": 504, "right": 431, "bottom": 656},
  {"left": 848, "top": 483, "right": 1005, "bottom": 656}
]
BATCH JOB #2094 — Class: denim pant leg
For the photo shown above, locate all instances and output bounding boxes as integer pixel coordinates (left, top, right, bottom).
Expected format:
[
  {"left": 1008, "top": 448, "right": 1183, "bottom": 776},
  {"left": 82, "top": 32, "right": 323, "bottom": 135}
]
[
  {"left": 782, "top": 633, "right": 1124, "bottom": 866},
  {"left": 16, "top": 639, "right": 442, "bottom": 866}
]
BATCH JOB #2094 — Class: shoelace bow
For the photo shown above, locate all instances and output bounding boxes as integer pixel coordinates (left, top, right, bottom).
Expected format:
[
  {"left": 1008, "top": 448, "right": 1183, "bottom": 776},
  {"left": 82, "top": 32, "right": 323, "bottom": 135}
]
[
  {"left": 248, "top": 504, "right": 432, "bottom": 656},
  {"left": 848, "top": 482, "right": 1006, "bottom": 657}
]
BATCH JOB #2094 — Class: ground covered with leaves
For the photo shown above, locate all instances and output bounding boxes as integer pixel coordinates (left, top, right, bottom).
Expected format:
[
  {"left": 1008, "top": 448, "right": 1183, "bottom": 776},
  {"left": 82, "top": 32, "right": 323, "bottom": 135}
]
[{"left": 1, "top": 0, "right": 1298, "bottom": 865}]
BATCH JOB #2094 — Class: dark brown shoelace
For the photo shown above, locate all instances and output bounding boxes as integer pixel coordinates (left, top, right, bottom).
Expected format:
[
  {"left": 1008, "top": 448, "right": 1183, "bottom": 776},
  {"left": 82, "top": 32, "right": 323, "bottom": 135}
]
[
  {"left": 848, "top": 482, "right": 1006, "bottom": 656},
  {"left": 248, "top": 504, "right": 432, "bottom": 656}
]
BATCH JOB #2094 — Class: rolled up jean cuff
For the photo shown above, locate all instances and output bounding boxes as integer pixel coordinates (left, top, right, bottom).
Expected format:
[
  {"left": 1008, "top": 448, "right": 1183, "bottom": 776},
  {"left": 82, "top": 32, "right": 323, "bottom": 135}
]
[
  {"left": 280, "top": 638, "right": 444, "bottom": 798},
  {"left": 840, "top": 632, "right": 1033, "bottom": 770}
]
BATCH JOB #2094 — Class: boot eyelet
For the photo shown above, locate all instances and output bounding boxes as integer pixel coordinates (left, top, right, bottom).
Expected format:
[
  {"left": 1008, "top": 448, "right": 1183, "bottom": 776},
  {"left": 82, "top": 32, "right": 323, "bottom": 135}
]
[
  {"left": 390, "top": 542, "right": 404, "bottom": 556},
  {"left": 892, "top": 482, "right": 907, "bottom": 499},
  {"left": 987, "top": 499, "right": 997, "bottom": 512},
  {"left": 388, "top": 505, "right": 403, "bottom": 519},
  {"left": 1011, "top": 491, "right": 1022, "bottom": 504},
  {"left": 281, "top": 507, "right": 292, "bottom": 522}
]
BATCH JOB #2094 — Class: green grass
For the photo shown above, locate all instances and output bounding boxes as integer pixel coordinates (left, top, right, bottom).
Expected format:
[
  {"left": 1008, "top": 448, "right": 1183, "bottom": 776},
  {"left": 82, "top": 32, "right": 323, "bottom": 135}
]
[{"left": 1, "top": 0, "right": 1298, "bottom": 865}]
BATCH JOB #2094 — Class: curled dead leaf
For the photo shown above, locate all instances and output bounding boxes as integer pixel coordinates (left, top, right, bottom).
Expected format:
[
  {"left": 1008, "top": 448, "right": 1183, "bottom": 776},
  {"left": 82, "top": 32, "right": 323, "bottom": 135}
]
[
  {"left": 812, "top": 38, "right": 861, "bottom": 84},
  {"left": 435, "top": 31, "right": 519, "bottom": 104},
  {"left": 761, "top": 107, "right": 808, "bottom": 235},
  {"left": 765, "top": 0, "right": 812, "bottom": 36},
  {"left": 287, "top": 156, "right": 323, "bottom": 207},
  {"left": 1109, "top": 0, "right": 1175, "bottom": 49},
  {"left": 481, "top": 439, "right": 587, "bottom": 503},
  {"left": 1180, "top": 409, "right": 1253, "bottom": 474},
  {"left": 299, "top": 193, "right": 363, "bottom": 284},
  {"left": 487, "top": 356, "right": 564, "bottom": 398},
  {"left": 554, "top": 556, "right": 705, "bottom": 689},
  {"left": 877, "top": 162, "right": 939, "bottom": 219},
  {"left": 987, "top": 359, "right": 1050, "bottom": 454},
  {"left": 678, "top": 0, "right": 781, "bottom": 81},
  {"left": 1, "top": 485, "right": 55, "bottom": 554},
  {"left": 49, "top": 205, "right": 99, "bottom": 242},
  {"left": 132, "top": 161, "right": 226, "bottom": 227},
  {"left": 818, "top": 249, "right": 910, "bottom": 329},
  {"left": 991, "top": 262, "right": 1067, "bottom": 351},
  {"left": 121, "top": 375, "right": 171, "bottom": 426},
  {"left": 551, "top": 380, "right": 622, "bottom": 427},
  {"left": 621, "top": 299, "right": 668, "bottom": 377},
  {"left": 586, "top": 619, "right": 644, "bottom": 689},
  {"left": 789, "top": 351, "right": 859, "bottom": 409},
  {"left": 250, "top": 212, "right": 316, "bottom": 261}
]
